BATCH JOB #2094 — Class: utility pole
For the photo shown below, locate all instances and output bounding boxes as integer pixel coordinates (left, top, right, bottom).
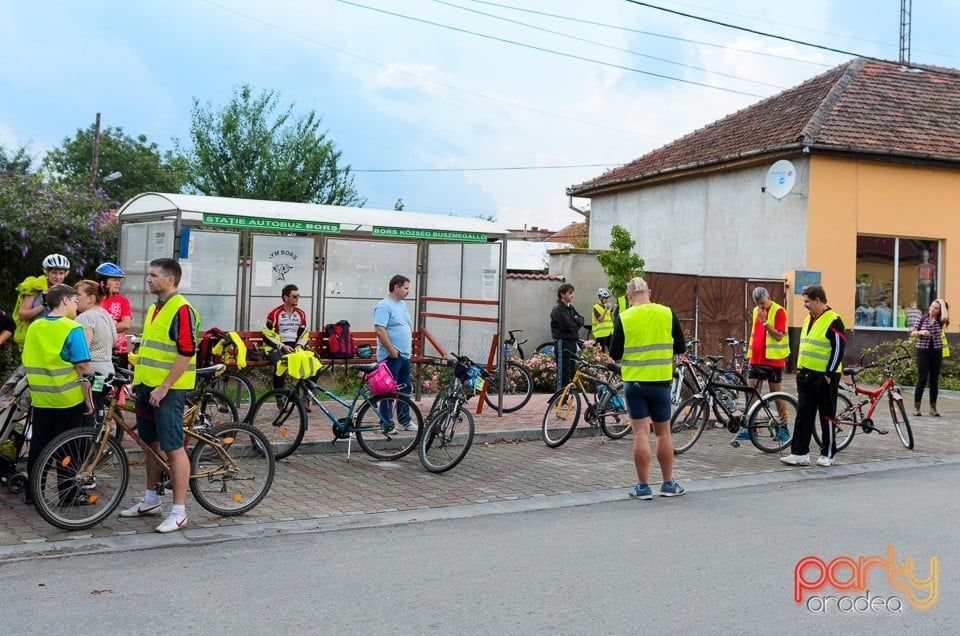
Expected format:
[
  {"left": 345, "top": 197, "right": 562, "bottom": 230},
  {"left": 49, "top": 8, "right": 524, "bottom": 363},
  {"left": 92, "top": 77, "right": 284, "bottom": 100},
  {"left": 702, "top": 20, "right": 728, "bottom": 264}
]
[
  {"left": 90, "top": 112, "right": 101, "bottom": 189},
  {"left": 900, "top": 0, "right": 912, "bottom": 64}
]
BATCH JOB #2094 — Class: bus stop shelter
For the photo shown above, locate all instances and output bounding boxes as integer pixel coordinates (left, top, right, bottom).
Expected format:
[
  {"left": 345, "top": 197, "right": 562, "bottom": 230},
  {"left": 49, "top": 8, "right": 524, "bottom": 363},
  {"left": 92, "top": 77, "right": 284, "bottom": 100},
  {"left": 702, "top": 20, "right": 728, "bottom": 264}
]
[{"left": 116, "top": 193, "right": 510, "bottom": 364}]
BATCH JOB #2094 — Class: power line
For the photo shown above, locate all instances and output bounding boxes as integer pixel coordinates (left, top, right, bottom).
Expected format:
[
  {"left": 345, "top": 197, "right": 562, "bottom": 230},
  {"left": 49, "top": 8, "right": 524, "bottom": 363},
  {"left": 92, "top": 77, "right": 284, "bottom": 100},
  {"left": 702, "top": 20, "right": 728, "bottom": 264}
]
[
  {"left": 467, "top": 0, "right": 832, "bottom": 67},
  {"left": 201, "top": 0, "right": 647, "bottom": 136},
  {"left": 353, "top": 163, "right": 625, "bottom": 173},
  {"left": 432, "top": 0, "right": 786, "bottom": 90},
  {"left": 623, "top": 0, "right": 865, "bottom": 59},
  {"left": 333, "top": 0, "right": 767, "bottom": 98}
]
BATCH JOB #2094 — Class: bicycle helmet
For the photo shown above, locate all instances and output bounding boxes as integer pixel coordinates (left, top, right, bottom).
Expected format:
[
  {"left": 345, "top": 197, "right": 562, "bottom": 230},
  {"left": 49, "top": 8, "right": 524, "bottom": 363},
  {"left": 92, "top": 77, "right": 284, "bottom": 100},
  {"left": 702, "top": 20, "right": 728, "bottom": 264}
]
[
  {"left": 41, "top": 253, "right": 70, "bottom": 271},
  {"left": 597, "top": 288, "right": 612, "bottom": 298},
  {"left": 95, "top": 262, "right": 125, "bottom": 278}
]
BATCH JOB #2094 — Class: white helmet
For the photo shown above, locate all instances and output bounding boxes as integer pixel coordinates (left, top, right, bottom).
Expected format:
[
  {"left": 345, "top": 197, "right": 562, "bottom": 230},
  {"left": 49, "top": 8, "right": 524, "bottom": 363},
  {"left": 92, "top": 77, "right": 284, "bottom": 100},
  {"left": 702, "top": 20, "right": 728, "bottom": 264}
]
[{"left": 42, "top": 253, "right": 71, "bottom": 271}]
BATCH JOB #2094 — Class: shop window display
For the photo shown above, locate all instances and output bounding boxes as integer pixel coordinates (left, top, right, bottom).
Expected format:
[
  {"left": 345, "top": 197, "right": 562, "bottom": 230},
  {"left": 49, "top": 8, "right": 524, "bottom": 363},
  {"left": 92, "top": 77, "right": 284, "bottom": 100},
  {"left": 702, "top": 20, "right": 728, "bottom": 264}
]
[{"left": 854, "top": 236, "right": 939, "bottom": 328}]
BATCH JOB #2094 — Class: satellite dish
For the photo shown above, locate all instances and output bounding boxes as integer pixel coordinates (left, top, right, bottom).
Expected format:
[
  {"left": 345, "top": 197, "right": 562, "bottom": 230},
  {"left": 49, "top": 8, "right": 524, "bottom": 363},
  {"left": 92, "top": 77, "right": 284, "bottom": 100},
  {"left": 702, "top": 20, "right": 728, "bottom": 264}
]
[{"left": 764, "top": 160, "right": 796, "bottom": 199}]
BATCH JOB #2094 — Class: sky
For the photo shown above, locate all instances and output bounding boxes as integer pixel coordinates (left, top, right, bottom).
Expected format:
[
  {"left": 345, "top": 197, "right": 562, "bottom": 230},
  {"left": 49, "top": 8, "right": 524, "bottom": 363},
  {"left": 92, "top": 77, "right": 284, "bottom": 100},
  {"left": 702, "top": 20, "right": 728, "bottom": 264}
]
[{"left": 2, "top": 0, "right": 960, "bottom": 234}]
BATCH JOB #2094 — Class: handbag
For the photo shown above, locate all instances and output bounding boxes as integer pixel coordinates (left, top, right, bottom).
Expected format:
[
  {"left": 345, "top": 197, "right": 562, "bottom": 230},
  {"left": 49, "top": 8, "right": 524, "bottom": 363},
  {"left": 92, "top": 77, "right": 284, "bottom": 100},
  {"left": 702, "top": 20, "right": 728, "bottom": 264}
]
[{"left": 366, "top": 361, "right": 398, "bottom": 395}]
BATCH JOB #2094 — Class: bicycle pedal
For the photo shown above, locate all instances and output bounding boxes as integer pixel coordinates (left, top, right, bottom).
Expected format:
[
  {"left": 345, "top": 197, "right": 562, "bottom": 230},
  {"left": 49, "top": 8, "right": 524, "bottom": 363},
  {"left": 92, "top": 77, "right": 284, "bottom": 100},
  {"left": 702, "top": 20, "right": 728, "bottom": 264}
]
[
  {"left": 730, "top": 440, "right": 740, "bottom": 448},
  {"left": 875, "top": 428, "right": 889, "bottom": 435}
]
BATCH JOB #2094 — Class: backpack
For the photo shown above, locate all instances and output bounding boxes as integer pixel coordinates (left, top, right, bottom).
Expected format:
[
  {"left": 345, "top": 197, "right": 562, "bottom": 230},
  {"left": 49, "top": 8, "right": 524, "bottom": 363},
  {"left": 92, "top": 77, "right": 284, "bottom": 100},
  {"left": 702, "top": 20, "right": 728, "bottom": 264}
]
[{"left": 324, "top": 320, "right": 357, "bottom": 359}]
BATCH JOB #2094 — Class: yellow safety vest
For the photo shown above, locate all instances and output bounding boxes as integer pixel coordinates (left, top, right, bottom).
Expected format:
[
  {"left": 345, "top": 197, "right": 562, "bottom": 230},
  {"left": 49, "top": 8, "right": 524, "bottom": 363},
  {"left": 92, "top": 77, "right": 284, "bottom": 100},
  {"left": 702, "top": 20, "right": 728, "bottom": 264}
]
[
  {"left": 746, "top": 302, "right": 790, "bottom": 361},
  {"left": 23, "top": 317, "right": 85, "bottom": 408},
  {"left": 797, "top": 309, "right": 841, "bottom": 372},
  {"left": 620, "top": 303, "right": 675, "bottom": 382},
  {"left": 134, "top": 294, "right": 199, "bottom": 390},
  {"left": 592, "top": 303, "right": 614, "bottom": 338}
]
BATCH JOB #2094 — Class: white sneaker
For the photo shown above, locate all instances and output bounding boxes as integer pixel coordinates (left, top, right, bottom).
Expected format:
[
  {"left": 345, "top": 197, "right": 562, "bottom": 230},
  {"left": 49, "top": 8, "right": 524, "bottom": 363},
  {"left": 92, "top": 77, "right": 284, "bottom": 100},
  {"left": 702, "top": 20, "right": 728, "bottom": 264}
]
[
  {"left": 119, "top": 500, "right": 162, "bottom": 517},
  {"left": 779, "top": 454, "right": 810, "bottom": 466},
  {"left": 816, "top": 456, "right": 834, "bottom": 467},
  {"left": 396, "top": 422, "right": 418, "bottom": 433},
  {"left": 155, "top": 511, "right": 188, "bottom": 533}
]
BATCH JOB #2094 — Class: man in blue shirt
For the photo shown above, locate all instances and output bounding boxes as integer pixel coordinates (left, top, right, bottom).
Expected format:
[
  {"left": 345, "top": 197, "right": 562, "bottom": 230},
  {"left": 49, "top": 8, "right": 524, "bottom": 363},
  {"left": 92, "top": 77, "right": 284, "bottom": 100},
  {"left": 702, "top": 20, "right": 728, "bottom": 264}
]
[{"left": 374, "top": 274, "right": 415, "bottom": 432}]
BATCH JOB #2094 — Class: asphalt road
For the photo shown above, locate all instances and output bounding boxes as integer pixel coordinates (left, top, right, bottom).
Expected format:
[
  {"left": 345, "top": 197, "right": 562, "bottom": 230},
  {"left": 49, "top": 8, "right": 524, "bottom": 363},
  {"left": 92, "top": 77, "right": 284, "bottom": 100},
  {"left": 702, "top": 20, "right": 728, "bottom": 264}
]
[{"left": 2, "top": 461, "right": 955, "bottom": 635}]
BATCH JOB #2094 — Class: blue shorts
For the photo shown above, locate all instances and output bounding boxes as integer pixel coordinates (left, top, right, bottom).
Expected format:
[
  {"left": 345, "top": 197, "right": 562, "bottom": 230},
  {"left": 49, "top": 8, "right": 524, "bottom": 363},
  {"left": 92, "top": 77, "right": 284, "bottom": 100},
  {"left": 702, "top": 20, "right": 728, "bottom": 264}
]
[
  {"left": 624, "top": 382, "right": 672, "bottom": 423},
  {"left": 135, "top": 384, "right": 187, "bottom": 452}
]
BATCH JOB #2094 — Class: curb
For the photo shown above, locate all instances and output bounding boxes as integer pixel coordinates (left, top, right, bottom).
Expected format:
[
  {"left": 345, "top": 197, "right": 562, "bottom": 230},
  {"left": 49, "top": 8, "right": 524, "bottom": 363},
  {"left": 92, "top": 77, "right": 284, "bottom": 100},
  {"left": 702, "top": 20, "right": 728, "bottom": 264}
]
[{"left": 4, "top": 452, "right": 958, "bottom": 564}]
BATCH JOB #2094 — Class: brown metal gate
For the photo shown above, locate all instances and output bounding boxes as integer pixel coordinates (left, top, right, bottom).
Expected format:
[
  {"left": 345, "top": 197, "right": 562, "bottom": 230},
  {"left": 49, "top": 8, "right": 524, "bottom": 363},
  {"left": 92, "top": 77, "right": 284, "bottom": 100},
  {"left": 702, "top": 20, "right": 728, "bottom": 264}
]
[{"left": 645, "top": 272, "right": 785, "bottom": 358}]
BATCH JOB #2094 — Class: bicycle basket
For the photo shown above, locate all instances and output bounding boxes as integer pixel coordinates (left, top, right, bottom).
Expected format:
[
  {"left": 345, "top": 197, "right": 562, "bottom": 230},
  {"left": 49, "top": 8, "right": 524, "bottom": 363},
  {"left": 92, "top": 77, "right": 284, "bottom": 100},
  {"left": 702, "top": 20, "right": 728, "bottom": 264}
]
[{"left": 366, "top": 361, "right": 398, "bottom": 395}]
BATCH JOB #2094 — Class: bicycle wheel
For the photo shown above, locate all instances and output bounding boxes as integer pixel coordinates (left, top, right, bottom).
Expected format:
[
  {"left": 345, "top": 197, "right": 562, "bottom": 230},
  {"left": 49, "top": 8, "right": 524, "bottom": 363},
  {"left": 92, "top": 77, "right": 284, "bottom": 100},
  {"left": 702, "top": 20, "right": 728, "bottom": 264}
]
[
  {"left": 712, "top": 370, "right": 747, "bottom": 427},
  {"left": 30, "top": 428, "right": 129, "bottom": 531},
  {"left": 419, "top": 405, "right": 475, "bottom": 473},
  {"left": 534, "top": 341, "right": 555, "bottom": 357},
  {"left": 248, "top": 389, "right": 307, "bottom": 460},
  {"left": 541, "top": 388, "right": 581, "bottom": 448},
  {"left": 209, "top": 370, "right": 255, "bottom": 423},
  {"left": 747, "top": 392, "right": 798, "bottom": 453},
  {"left": 354, "top": 394, "right": 424, "bottom": 461},
  {"left": 832, "top": 393, "right": 857, "bottom": 451},
  {"left": 670, "top": 395, "right": 708, "bottom": 454},
  {"left": 599, "top": 382, "right": 630, "bottom": 439},
  {"left": 483, "top": 361, "right": 533, "bottom": 413},
  {"left": 889, "top": 397, "right": 914, "bottom": 449},
  {"left": 193, "top": 389, "right": 240, "bottom": 430},
  {"left": 189, "top": 422, "right": 275, "bottom": 516}
]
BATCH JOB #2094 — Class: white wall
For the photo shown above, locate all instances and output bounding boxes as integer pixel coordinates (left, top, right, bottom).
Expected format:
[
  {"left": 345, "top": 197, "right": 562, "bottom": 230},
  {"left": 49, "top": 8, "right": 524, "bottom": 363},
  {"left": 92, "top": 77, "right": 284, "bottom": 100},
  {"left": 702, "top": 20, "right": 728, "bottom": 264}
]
[{"left": 588, "top": 160, "right": 810, "bottom": 279}]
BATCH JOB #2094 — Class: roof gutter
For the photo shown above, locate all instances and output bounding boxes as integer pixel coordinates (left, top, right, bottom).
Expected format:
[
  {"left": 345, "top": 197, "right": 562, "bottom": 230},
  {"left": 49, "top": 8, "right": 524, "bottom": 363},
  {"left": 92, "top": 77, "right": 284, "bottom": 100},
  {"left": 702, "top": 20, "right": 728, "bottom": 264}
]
[{"left": 568, "top": 143, "right": 805, "bottom": 197}]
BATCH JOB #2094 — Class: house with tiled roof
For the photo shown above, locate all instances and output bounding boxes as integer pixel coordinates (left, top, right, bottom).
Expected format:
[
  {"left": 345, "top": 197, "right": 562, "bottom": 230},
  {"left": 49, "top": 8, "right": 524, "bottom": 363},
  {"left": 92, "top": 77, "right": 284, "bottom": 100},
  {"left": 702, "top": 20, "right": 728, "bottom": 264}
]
[{"left": 568, "top": 57, "right": 960, "bottom": 356}]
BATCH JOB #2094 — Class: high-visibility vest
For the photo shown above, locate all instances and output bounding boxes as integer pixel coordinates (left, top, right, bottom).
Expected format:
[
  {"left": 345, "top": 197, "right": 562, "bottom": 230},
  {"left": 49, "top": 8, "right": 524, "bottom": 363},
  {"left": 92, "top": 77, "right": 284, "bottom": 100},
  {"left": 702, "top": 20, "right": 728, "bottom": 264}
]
[
  {"left": 134, "top": 294, "right": 198, "bottom": 390},
  {"left": 746, "top": 302, "right": 790, "bottom": 360},
  {"left": 23, "top": 317, "right": 85, "bottom": 408},
  {"left": 797, "top": 309, "right": 842, "bottom": 372},
  {"left": 592, "top": 303, "right": 614, "bottom": 338},
  {"left": 620, "top": 303, "right": 674, "bottom": 382}
]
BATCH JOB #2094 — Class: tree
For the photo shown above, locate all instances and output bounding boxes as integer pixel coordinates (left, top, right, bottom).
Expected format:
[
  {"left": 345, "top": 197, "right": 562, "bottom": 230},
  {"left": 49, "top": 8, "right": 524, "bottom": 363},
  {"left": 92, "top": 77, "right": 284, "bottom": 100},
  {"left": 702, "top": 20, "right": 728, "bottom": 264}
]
[
  {"left": 42, "top": 126, "right": 189, "bottom": 204},
  {"left": 184, "top": 84, "right": 364, "bottom": 206},
  {"left": 0, "top": 143, "right": 32, "bottom": 174},
  {"left": 596, "top": 225, "right": 645, "bottom": 298},
  {"left": 0, "top": 171, "right": 117, "bottom": 309}
]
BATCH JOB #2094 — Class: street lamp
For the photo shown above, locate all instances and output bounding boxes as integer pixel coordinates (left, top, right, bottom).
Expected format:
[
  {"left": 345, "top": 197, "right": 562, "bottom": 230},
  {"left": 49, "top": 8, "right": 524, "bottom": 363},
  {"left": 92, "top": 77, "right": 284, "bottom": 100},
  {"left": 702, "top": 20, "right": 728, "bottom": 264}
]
[{"left": 103, "top": 171, "right": 122, "bottom": 183}]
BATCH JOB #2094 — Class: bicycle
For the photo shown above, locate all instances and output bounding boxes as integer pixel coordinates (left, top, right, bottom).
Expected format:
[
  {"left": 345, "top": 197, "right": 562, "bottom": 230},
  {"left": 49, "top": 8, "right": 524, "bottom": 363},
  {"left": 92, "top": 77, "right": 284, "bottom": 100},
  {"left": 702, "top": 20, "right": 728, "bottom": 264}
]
[
  {"left": 502, "top": 329, "right": 528, "bottom": 361},
  {"left": 541, "top": 353, "right": 629, "bottom": 448},
  {"left": 813, "top": 353, "right": 914, "bottom": 451},
  {"left": 247, "top": 356, "right": 424, "bottom": 460},
  {"left": 196, "top": 328, "right": 257, "bottom": 422},
  {"left": 418, "top": 354, "right": 484, "bottom": 472},
  {"left": 93, "top": 366, "right": 240, "bottom": 444},
  {"left": 482, "top": 358, "right": 533, "bottom": 413},
  {"left": 0, "top": 366, "right": 31, "bottom": 494},
  {"left": 670, "top": 356, "right": 798, "bottom": 454},
  {"left": 29, "top": 368, "right": 276, "bottom": 531}
]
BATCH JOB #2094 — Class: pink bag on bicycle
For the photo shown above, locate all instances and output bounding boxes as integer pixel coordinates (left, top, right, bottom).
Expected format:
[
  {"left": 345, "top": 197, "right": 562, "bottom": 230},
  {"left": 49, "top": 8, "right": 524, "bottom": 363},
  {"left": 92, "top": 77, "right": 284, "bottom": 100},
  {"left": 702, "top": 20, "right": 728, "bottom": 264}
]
[{"left": 366, "top": 361, "right": 398, "bottom": 395}]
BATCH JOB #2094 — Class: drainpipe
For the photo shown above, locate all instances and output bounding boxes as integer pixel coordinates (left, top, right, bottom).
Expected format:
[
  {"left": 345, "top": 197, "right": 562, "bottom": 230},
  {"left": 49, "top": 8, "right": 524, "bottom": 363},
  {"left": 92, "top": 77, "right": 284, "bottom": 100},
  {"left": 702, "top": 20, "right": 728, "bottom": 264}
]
[{"left": 568, "top": 196, "right": 587, "bottom": 216}]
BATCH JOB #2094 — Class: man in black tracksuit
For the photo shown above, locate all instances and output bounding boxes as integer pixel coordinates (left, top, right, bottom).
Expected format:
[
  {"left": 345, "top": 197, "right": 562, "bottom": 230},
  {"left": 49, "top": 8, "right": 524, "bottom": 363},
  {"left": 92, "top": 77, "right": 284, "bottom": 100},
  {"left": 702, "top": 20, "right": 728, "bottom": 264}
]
[{"left": 550, "top": 283, "right": 585, "bottom": 391}]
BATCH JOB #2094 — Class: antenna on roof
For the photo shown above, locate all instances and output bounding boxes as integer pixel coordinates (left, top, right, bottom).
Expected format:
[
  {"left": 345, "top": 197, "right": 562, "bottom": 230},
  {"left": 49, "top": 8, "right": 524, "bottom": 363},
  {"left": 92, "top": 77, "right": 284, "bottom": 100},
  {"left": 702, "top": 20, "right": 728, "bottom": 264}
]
[{"left": 900, "top": 0, "right": 912, "bottom": 64}]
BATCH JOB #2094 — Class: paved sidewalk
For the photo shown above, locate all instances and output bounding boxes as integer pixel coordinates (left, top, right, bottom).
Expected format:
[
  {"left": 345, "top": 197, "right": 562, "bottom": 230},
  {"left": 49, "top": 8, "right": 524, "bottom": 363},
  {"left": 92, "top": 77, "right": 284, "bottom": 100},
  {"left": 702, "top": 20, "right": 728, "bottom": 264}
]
[{"left": 2, "top": 376, "right": 957, "bottom": 561}]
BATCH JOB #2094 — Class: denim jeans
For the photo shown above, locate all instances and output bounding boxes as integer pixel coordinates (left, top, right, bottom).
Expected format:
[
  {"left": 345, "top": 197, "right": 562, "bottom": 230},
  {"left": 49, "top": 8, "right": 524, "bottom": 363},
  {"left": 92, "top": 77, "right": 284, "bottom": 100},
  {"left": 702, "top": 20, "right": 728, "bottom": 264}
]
[{"left": 380, "top": 355, "right": 411, "bottom": 425}]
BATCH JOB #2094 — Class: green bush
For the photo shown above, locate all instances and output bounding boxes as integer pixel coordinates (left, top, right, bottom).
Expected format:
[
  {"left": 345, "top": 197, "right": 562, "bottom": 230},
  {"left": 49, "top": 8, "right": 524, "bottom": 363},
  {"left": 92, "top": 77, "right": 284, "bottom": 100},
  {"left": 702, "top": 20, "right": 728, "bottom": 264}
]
[{"left": 857, "top": 337, "right": 960, "bottom": 390}]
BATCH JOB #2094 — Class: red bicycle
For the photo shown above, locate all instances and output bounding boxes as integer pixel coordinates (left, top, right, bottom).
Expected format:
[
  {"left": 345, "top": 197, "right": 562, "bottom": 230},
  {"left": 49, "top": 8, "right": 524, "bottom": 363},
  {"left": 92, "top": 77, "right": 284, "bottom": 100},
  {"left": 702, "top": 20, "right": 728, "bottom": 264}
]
[{"left": 814, "top": 353, "right": 914, "bottom": 451}]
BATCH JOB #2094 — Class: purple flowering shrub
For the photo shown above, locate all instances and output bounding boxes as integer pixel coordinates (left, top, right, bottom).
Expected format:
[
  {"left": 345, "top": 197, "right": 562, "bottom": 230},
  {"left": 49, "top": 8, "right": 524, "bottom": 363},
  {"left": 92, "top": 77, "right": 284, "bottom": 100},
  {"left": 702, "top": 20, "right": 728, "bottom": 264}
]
[{"left": 0, "top": 171, "right": 117, "bottom": 307}]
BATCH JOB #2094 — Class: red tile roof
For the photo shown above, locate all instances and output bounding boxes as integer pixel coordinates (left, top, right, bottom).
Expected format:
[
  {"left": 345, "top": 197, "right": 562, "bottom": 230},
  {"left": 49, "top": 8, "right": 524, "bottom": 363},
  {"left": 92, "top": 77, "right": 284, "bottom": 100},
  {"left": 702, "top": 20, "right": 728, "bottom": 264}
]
[
  {"left": 548, "top": 222, "right": 588, "bottom": 244},
  {"left": 568, "top": 58, "right": 960, "bottom": 196}
]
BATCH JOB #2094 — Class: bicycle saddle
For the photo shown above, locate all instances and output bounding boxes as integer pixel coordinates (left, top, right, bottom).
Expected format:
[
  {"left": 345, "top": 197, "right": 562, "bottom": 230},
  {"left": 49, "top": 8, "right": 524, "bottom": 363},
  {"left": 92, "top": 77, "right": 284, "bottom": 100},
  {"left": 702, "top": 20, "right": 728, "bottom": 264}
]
[
  {"left": 842, "top": 367, "right": 863, "bottom": 377},
  {"left": 196, "top": 363, "right": 226, "bottom": 378},
  {"left": 349, "top": 362, "right": 380, "bottom": 373}
]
